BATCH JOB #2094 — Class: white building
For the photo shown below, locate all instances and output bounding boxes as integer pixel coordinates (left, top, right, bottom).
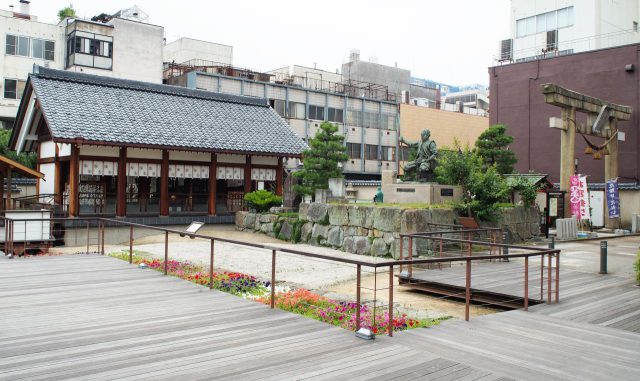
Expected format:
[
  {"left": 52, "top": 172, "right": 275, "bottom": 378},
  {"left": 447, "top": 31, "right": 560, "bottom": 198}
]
[
  {"left": 163, "top": 37, "right": 233, "bottom": 66},
  {"left": 0, "top": 1, "right": 62, "bottom": 129},
  {"left": 500, "top": 0, "right": 640, "bottom": 62}
]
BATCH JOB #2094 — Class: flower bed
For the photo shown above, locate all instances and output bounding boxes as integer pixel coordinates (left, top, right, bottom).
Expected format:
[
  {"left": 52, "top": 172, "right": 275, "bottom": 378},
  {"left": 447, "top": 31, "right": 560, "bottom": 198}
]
[{"left": 110, "top": 252, "right": 442, "bottom": 334}]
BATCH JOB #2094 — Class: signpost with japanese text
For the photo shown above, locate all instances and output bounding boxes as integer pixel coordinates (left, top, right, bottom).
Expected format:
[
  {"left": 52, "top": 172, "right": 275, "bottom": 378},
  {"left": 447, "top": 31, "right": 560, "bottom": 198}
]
[{"left": 605, "top": 178, "right": 620, "bottom": 220}]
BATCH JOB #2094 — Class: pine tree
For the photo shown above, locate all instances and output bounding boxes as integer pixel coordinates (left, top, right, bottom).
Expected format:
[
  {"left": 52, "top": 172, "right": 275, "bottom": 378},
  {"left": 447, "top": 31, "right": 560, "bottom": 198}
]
[
  {"left": 475, "top": 124, "right": 517, "bottom": 174},
  {"left": 293, "top": 122, "right": 348, "bottom": 196}
]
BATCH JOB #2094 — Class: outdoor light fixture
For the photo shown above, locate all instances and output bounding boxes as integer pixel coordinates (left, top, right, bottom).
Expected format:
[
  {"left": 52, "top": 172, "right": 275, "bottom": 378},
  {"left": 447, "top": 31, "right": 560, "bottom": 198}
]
[
  {"left": 180, "top": 221, "right": 205, "bottom": 238},
  {"left": 355, "top": 327, "right": 375, "bottom": 340},
  {"left": 138, "top": 263, "right": 148, "bottom": 269},
  {"left": 584, "top": 147, "right": 594, "bottom": 154}
]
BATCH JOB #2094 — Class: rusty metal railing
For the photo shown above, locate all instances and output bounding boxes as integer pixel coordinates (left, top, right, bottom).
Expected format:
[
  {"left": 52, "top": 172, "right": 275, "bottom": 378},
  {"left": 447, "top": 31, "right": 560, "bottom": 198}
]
[{"left": 0, "top": 216, "right": 560, "bottom": 336}]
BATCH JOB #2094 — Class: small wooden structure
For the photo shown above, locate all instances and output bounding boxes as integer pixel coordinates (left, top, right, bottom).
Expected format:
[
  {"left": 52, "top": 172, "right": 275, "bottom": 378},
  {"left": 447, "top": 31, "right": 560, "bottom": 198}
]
[
  {"left": 541, "top": 84, "right": 632, "bottom": 228},
  {"left": 0, "top": 154, "right": 44, "bottom": 211}
]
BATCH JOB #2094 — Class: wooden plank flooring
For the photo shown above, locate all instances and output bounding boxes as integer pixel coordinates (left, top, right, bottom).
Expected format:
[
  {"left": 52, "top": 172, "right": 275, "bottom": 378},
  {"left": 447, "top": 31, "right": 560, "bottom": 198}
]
[{"left": 0, "top": 255, "right": 506, "bottom": 381}]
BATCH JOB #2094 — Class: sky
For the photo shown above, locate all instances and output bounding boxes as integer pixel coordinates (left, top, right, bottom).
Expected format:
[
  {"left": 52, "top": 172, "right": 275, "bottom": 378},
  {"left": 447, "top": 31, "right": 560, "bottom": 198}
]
[{"left": 6, "top": 0, "right": 511, "bottom": 86}]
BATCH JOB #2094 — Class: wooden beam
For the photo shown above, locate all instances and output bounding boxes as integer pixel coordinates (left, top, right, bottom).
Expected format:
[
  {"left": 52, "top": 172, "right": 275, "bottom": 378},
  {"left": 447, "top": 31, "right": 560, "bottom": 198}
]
[
  {"left": 68, "top": 144, "right": 79, "bottom": 217},
  {"left": 244, "top": 155, "right": 251, "bottom": 195},
  {"left": 0, "top": 172, "right": 4, "bottom": 211},
  {"left": 160, "top": 150, "right": 169, "bottom": 216},
  {"left": 276, "top": 157, "right": 283, "bottom": 196},
  {"left": 116, "top": 147, "right": 127, "bottom": 217},
  {"left": 541, "top": 83, "right": 632, "bottom": 120},
  {"left": 208, "top": 154, "right": 217, "bottom": 215}
]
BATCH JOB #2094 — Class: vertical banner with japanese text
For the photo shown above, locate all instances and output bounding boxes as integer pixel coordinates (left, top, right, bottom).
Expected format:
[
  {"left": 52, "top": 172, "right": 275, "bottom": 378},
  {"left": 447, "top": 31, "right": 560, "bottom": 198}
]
[
  {"left": 569, "top": 175, "right": 581, "bottom": 218},
  {"left": 606, "top": 178, "right": 620, "bottom": 218},
  {"left": 579, "top": 175, "right": 590, "bottom": 221}
]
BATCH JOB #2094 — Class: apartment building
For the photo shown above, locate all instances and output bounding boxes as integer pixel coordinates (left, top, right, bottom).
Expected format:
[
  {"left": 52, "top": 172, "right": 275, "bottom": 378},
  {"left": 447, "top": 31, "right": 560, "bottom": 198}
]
[
  {"left": 1, "top": 2, "right": 231, "bottom": 130},
  {"left": 500, "top": 0, "right": 640, "bottom": 62},
  {"left": 165, "top": 63, "right": 399, "bottom": 179}
]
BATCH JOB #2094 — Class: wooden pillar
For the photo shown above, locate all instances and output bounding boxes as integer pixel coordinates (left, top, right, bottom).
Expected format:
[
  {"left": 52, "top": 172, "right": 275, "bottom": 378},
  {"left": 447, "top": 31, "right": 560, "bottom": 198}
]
[
  {"left": 244, "top": 155, "right": 251, "bottom": 195},
  {"left": 559, "top": 107, "right": 576, "bottom": 217},
  {"left": 604, "top": 118, "right": 619, "bottom": 229},
  {"left": 53, "top": 159, "right": 61, "bottom": 204},
  {"left": 116, "top": 147, "right": 127, "bottom": 217},
  {"left": 68, "top": 144, "right": 79, "bottom": 217},
  {"left": 0, "top": 171, "right": 4, "bottom": 211},
  {"left": 5, "top": 169, "right": 11, "bottom": 210},
  {"left": 276, "top": 157, "right": 283, "bottom": 196},
  {"left": 208, "top": 154, "right": 217, "bottom": 215},
  {"left": 160, "top": 150, "right": 169, "bottom": 216}
]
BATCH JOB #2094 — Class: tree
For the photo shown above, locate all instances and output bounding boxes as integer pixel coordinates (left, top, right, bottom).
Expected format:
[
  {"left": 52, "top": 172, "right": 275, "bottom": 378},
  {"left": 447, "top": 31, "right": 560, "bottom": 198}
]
[
  {"left": 293, "top": 122, "right": 348, "bottom": 196},
  {"left": 436, "top": 140, "right": 509, "bottom": 221},
  {"left": 0, "top": 129, "right": 36, "bottom": 169},
  {"left": 57, "top": 6, "right": 76, "bottom": 22},
  {"left": 475, "top": 124, "right": 517, "bottom": 174}
]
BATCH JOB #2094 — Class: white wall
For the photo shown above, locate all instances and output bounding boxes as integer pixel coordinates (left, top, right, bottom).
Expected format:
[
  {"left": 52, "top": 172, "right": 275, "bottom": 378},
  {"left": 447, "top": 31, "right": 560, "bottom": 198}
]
[
  {"left": 110, "top": 18, "right": 164, "bottom": 83},
  {"left": 163, "top": 37, "right": 232, "bottom": 65}
]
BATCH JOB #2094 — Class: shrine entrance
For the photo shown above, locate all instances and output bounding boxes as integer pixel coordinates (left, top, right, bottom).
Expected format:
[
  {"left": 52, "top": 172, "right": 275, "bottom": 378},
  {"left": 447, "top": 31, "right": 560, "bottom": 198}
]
[{"left": 541, "top": 84, "right": 632, "bottom": 228}]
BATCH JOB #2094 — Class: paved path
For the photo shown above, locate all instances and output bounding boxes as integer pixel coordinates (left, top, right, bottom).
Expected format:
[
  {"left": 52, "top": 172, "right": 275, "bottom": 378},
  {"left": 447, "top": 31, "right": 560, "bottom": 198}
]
[
  {"left": 2, "top": 254, "right": 639, "bottom": 380},
  {"left": 0, "top": 255, "right": 504, "bottom": 381}
]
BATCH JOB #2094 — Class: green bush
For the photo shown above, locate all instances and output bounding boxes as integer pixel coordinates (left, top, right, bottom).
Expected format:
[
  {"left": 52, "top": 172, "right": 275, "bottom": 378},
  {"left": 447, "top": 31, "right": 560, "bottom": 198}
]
[
  {"left": 243, "top": 190, "right": 282, "bottom": 213},
  {"left": 634, "top": 250, "right": 640, "bottom": 285}
]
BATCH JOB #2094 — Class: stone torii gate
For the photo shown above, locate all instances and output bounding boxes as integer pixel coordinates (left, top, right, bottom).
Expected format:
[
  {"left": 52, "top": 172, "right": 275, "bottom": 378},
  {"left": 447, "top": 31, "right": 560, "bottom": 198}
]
[{"left": 541, "top": 83, "right": 632, "bottom": 228}]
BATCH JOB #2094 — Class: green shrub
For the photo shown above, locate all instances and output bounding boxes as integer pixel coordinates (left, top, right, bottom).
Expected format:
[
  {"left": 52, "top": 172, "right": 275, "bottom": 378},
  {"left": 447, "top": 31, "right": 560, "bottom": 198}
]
[
  {"left": 244, "top": 190, "right": 282, "bottom": 213},
  {"left": 634, "top": 250, "right": 640, "bottom": 285}
]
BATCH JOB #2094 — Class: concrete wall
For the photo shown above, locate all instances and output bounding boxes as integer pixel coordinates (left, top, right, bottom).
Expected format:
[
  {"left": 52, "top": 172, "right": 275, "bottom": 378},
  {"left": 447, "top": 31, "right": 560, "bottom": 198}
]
[
  {"left": 163, "top": 37, "right": 233, "bottom": 65},
  {"left": 110, "top": 18, "right": 163, "bottom": 84},
  {"left": 489, "top": 44, "right": 640, "bottom": 183},
  {"left": 399, "top": 104, "right": 489, "bottom": 149},
  {"left": 341, "top": 59, "right": 410, "bottom": 95}
]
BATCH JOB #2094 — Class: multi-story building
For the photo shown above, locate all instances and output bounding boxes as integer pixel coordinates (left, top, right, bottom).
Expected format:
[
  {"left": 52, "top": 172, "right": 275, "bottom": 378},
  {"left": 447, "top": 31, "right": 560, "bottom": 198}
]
[
  {"left": 165, "top": 62, "right": 399, "bottom": 179},
  {"left": 499, "top": 0, "right": 640, "bottom": 63},
  {"left": 0, "top": 1, "right": 61, "bottom": 129},
  {"left": 1, "top": 2, "right": 232, "bottom": 130}
]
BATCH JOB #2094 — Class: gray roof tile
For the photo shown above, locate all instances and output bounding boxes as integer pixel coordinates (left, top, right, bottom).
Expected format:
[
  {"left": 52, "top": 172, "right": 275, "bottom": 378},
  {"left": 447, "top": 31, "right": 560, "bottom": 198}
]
[{"left": 30, "top": 67, "right": 307, "bottom": 156}]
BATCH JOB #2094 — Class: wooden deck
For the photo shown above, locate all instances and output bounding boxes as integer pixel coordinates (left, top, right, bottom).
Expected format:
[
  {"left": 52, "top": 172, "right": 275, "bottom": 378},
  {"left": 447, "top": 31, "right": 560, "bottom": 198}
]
[
  {"left": 0, "top": 255, "right": 505, "bottom": 381},
  {"left": 2, "top": 254, "right": 639, "bottom": 380}
]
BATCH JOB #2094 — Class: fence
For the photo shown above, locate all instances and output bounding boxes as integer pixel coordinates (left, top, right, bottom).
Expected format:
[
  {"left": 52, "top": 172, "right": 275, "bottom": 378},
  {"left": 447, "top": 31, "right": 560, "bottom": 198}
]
[{"left": 0, "top": 216, "right": 560, "bottom": 336}]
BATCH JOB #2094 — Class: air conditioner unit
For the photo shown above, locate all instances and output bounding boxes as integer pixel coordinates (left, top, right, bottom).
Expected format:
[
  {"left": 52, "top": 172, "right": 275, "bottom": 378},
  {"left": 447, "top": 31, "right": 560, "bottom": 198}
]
[
  {"left": 500, "top": 39, "right": 513, "bottom": 61},
  {"left": 546, "top": 30, "right": 558, "bottom": 51}
]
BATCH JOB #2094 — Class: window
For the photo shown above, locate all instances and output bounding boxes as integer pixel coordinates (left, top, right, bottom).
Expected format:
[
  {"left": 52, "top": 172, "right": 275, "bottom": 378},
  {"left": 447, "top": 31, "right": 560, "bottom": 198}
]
[
  {"left": 73, "top": 36, "right": 111, "bottom": 57},
  {"left": 365, "top": 144, "right": 379, "bottom": 160},
  {"left": 269, "top": 99, "right": 286, "bottom": 117},
  {"left": 557, "top": 7, "right": 573, "bottom": 28},
  {"left": 289, "top": 102, "right": 305, "bottom": 119},
  {"left": 517, "top": 7, "right": 572, "bottom": 37},
  {"left": 17, "top": 36, "right": 29, "bottom": 56},
  {"left": 94, "top": 40, "right": 111, "bottom": 57},
  {"left": 347, "top": 110, "right": 362, "bottom": 126},
  {"left": 346, "top": 143, "right": 361, "bottom": 159},
  {"left": 308, "top": 105, "right": 324, "bottom": 120},
  {"left": 634, "top": 21, "right": 639, "bottom": 32},
  {"left": 5, "top": 35, "right": 16, "bottom": 55},
  {"left": 381, "top": 146, "right": 395, "bottom": 161},
  {"left": 30, "top": 39, "right": 55, "bottom": 60},
  {"left": 399, "top": 146, "right": 410, "bottom": 161},
  {"left": 363, "top": 111, "right": 379, "bottom": 128},
  {"left": 328, "top": 107, "right": 344, "bottom": 123},
  {"left": 3, "top": 79, "right": 26, "bottom": 99}
]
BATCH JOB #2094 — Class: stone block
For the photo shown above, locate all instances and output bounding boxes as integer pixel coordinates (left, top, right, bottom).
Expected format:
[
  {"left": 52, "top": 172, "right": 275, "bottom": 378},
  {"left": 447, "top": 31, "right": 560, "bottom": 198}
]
[
  {"left": 327, "top": 226, "right": 344, "bottom": 247},
  {"left": 307, "top": 203, "right": 329, "bottom": 223},
  {"left": 372, "top": 207, "right": 402, "bottom": 232},
  {"left": 348, "top": 206, "right": 370, "bottom": 227},
  {"left": 311, "top": 224, "right": 330, "bottom": 245},
  {"left": 235, "top": 211, "right": 256, "bottom": 230},
  {"left": 372, "top": 229, "right": 384, "bottom": 238},
  {"left": 259, "top": 214, "right": 278, "bottom": 223},
  {"left": 279, "top": 221, "right": 293, "bottom": 241},
  {"left": 370, "top": 238, "right": 388, "bottom": 257},
  {"left": 343, "top": 237, "right": 355, "bottom": 253},
  {"left": 299, "top": 203, "right": 310, "bottom": 220},
  {"left": 400, "top": 209, "right": 431, "bottom": 234},
  {"left": 235, "top": 211, "right": 247, "bottom": 228},
  {"left": 353, "top": 236, "right": 371, "bottom": 255},
  {"left": 328, "top": 204, "right": 349, "bottom": 226},
  {"left": 383, "top": 232, "right": 395, "bottom": 245},
  {"left": 301, "top": 222, "right": 314, "bottom": 243},
  {"left": 260, "top": 223, "right": 273, "bottom": 234}
]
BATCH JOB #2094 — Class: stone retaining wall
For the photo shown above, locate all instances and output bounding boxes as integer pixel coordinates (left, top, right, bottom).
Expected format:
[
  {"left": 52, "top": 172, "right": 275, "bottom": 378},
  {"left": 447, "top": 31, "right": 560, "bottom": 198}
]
[{"left": 235, "top": 203, "right": 540, "bottom": 258}]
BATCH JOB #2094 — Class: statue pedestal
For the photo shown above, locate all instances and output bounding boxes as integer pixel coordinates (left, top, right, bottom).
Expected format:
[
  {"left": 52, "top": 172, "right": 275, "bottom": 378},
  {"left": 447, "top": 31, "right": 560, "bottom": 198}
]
[{"left": 381, "top": 170, "right": 462, "bottom": 204}]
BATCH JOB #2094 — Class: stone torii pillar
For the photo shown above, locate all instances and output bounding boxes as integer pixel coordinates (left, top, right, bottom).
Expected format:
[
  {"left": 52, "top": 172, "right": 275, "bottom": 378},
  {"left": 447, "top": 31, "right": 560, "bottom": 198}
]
[{"left": 541, "top": 84, "right": 632, "bottom": 229}]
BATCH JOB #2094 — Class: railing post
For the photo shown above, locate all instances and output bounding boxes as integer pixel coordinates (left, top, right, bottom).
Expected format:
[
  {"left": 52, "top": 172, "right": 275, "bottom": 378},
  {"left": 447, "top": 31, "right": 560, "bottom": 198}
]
[
  {"left": 540, "top": 254, "right": 544, "bottom": 300},
  {"left": 209, "top": 239, "right": 214, "bottom": 290},
  {"left": 467, "top": 237, "right": 472, "bottom": 256},
  {"left": 86, "top": 220, "right": 90, "bottom": 254},
  {"left": 164, "top": 231, "right": 169, "bottom": 275},
  {"left": 547, "top": 253, "right": 552, "bottom": 304},
  {"left": 24, "top": 220, "right": 27, "bottom": 256},
  {"left": 388, "top": 265, "right": 394, "bottom": 337},
  {"left": 524, "top": 256, "right": 529, "bottom": 311},
  {"left": 399, "top": 235, "right": 404, "bottom": 274},
  {"left": 129, "top": 225, "right": 133, "bottom": 264},
  {"left": 465, "top": 257, "right": 471, "bottom": 321},
  {"left": 356, "top": 264, "right": 361, "bottom": 331},
  {"left": 555, "top": 252, "right": 560, "bottom": 303},
  {"left": 101, "top": 222, "right": 105, "bottom": 255},
  {"left": 408, "top": 236, "right": 413, "bottom": 277},
  {"left": 270, "top": 249, "right": 276, "bottom": 309}
]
